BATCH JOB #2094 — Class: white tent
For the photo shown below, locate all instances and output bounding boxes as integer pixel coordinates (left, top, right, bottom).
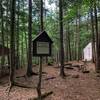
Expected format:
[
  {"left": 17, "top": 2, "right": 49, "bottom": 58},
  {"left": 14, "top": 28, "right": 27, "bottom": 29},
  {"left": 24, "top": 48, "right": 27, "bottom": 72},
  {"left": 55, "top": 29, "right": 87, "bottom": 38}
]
[{"left": 83, "top": 42, "right": 92, "bottom": 61}]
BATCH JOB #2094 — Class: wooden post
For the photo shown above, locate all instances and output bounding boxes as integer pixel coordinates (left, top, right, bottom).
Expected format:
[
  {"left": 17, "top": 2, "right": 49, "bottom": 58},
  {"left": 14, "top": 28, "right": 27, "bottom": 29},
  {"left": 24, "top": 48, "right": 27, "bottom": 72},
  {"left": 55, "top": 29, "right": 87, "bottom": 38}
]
[{"left": 37, "top": 56, "right": 42, "bottom": 100}]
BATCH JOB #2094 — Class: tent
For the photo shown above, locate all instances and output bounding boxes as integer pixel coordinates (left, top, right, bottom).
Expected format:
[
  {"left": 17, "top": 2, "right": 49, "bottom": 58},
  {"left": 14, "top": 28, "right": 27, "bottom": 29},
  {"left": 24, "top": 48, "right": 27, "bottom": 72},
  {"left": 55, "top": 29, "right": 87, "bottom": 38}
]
[{"left": 83, "top": 42, "right": 92, "bottom": 61}]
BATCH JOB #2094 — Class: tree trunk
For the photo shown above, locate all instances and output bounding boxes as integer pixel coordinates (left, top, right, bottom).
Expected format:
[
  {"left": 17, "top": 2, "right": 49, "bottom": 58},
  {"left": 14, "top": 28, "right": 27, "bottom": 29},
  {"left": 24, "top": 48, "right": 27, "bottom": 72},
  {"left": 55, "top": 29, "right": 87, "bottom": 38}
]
[
  {"left": 10, "top": 0, "right": 16, "bottom": 86},
  {"left": 1, "top": 0, "right": 5, "bottom": 73},
  {"left": 6, "top": 0, "right": 10, "bottom": 65},
  {"left": 27, "top": 0, "right": 33, "bottom": 76},
  {"left": 94, "top": 0, "right": 100, "bottom": 72},
  {"left": 16, "top": 0, "right": 20, "bottom": 69},
  {"left": 37, "top": 57, "right": 42, "bottom": 100},
  {"left": 59, "top": 0, "right": 65, "bottom": 77},
  {"left": 65, "top": 28, "right": 68, "bottom": 62},
  {"left": 40, "top": 0, "right": 44, "bottom": 31},
  {"left": 36, "top": 0, "right": 44, "bottom": 99},
  {"left": 90, "top": 2, "right": 96, "bottom": 63},
  {"left": 76, "top": 8, "right": 80, "bottom": 61},
  {"left": 67, "top": 23, "right": 72, "bottom": 61},
  {"left": 74, "top": 18, "right": 77, "bottom": 60},
  {"left": 21, "top": 31, "right": 24, "bottom": 67}
]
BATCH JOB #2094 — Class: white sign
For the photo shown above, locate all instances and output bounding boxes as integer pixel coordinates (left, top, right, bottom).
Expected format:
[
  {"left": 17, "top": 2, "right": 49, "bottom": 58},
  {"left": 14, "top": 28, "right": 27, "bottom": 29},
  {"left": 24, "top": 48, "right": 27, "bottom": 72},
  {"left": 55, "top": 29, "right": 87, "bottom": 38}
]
[{"left": 37, "top": 42, "right": 49, "bottom": 54}]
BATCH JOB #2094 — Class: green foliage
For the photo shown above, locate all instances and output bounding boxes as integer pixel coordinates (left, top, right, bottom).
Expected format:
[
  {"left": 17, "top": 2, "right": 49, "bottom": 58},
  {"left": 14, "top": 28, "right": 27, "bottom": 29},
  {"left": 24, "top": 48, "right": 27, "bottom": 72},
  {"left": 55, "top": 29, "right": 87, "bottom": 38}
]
[
  {"left": 47, "top": 57, "right": 54, "bottom": 65},
  {"left": 1, "top": 0, "right": 100, "bottom": 66}
]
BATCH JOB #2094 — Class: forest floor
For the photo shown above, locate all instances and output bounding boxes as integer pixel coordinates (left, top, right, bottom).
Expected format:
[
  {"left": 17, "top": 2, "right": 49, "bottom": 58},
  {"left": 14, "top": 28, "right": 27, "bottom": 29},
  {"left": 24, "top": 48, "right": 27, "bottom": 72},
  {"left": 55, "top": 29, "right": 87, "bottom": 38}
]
[{"left": 0, "top": 61, "right": 100, "bottom": 100}]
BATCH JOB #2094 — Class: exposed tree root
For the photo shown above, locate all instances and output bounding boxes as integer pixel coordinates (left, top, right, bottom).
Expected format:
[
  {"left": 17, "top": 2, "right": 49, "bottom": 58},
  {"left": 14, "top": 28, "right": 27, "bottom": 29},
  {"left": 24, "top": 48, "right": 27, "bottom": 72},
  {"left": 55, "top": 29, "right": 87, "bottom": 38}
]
[
  {"left": 42, "top": 72, "right": 47, "bottom": 75},
  {"left": 27, "top": 72, "right": 39, "bottom": 77},
  {"left": 33, "top": 91, "right": 53, "bottom": 100},
  {"left": 60, "top": 73, "right": 71, "bottom": 79},
  {"left": 60, "top": 72, "right": 66, "bottom": 79},
  {"left": 64, "top": 63, "right": 72, "bottom": 67},
  {"left": 16, "top": 75, "right": 28, "bottom": 81},
  {"left": 16, "top": 72, "right": 38, "bottom": 79},
  {"left": 6, "top": 83, "right": 13, "bottom": 96},
  {"left": 45, "top": 76, "right": 56, "bottom": 81},
  {"left": 13, "top": 82, "right": 35, "bottom": 88},
  {"left": 96, "top": 74, "right": 100, "bottom": 77},
  {"left": 31, "top": 72, "right": 39, "bottom": 76},
  {"left": 6, "top": 81, "right": 35, "bottom": 96},
  {"left": 37, "top": 72, "right": 47, "bottom": 75},
  {"left": 64, "top": 66, "right": 74, "bottom": 70},
  {"left": 82, "top": 70, "right": 90, "bottom": 73}
]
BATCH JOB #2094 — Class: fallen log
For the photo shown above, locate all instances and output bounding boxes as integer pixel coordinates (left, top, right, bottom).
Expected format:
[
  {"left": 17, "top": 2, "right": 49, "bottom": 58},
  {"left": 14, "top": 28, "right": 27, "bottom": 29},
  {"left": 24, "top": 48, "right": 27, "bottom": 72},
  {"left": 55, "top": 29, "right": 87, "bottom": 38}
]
[{"left": 82, "top": 70, "right": 90, "bottom": 73}]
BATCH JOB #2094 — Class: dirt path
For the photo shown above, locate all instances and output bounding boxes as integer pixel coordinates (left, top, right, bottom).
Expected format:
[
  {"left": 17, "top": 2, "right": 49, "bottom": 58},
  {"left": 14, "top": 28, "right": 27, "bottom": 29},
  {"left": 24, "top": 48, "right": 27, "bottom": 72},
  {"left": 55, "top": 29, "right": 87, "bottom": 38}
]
[{"left": 0, "top": 62, "right": 100, "bottom": 100}]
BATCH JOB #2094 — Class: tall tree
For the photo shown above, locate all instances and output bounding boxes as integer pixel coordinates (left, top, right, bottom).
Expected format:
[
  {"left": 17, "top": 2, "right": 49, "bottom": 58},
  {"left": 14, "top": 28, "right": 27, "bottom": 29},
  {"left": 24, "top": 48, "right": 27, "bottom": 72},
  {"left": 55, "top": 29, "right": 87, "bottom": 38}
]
[
  {"left": 59, "top": 0, "right": 65, "bottom": 77},
  {"left": 9, "top": 0, "right": 16, "bottom": 87},
  {"left": 76, "top": 7, "right": 81, "bottom": 61},
  {"left": 16, "top": 0, "right": 20, "bottom": 69},
  {"left": 94, "top": 0, "right": 100, "bottom": 72},
  {"left": 1, "top": 0, "right": 5, "bottom": 71},
  {"left": 27, "top": 0, "right": 34, "bottom": 76},
  {"left": 90, "top": 0, "right": 95, "bottom": 63},
  {"left": 67, "top": 23, "right": 72, "bottom": 61},
  {"left": 36, "top": 0, "right": 44, "bottom": 99},
  {"left": 6, "top": 0, "right": 10, "bottom": 66},
  {"left": 40, "top": 0, "right": 44, "bottom": 31}
]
